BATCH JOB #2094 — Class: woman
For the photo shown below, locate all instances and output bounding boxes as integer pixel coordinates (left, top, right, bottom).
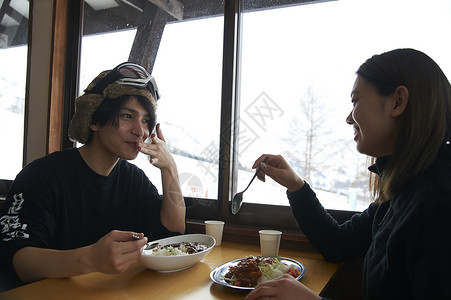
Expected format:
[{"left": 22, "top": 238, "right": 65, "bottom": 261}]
[{"left": 246, "top": 49, "right": 451, "bottom": 299}]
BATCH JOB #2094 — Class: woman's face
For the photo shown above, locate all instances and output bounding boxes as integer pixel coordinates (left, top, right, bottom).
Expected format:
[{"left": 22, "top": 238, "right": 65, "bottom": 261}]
[{"left": 346, "top": 77, "right": 399, "bottom": 157}]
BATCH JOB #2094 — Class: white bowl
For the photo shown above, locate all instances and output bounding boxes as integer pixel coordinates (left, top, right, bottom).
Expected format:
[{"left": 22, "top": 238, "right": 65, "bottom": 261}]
[{"left": 139, "top": 234, "right": 216, "bottom": 272}]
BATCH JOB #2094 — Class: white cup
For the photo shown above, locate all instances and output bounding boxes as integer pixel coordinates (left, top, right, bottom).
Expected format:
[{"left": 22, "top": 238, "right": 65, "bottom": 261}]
[
  {"left": 259, "top": 230, "right": 282, "bottom": 256},
  {"left": 205, "top": 220, "right": 225, "bottom": 246}
]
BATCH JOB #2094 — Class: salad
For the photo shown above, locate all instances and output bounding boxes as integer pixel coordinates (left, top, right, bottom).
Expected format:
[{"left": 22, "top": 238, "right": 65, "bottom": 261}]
[{"left": 222, "top": 256, "right": 301, "bottom": 287}]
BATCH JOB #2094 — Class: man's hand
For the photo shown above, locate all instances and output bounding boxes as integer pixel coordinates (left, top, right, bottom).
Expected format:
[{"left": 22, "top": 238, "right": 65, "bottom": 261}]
[
  {"left": 85, "top": 230, "right": 148, "bottom": 274},
  {"left": 138, "top": 123, "right": 186, "bottom": 234},
  {"left": 138, "top": 123, "right": 176, "bottom": 170},
  {"left": 13, "top": 230, "right": 148, "bottom": 282}
]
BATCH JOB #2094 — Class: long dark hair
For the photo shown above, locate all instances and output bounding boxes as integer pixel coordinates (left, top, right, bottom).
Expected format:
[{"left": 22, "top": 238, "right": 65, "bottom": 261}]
[{"left": 357, "top": 48, "right": 451, "bottom": 202}]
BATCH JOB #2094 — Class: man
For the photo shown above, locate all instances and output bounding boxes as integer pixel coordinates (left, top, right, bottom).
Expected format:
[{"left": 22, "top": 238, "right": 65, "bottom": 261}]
[{"left": 0, "top": 63, "right": 185, "bottom": 288}]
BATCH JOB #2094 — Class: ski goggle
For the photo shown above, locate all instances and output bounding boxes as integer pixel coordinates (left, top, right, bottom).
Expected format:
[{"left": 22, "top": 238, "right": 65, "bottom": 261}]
[{"left": 86, "top": 62, "right": 160, "bottom": 101}]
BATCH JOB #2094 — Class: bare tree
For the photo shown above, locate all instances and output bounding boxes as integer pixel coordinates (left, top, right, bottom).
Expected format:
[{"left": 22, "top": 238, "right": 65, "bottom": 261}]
[
  {"left": 282, "top": 86, "right": 371, "bottom": 208},
  {"left": 283, "top": 87, "right": 335, "bottom": 184}
]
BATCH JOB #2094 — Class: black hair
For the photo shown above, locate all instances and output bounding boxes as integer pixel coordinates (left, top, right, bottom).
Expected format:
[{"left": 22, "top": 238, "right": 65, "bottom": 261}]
[{"left": 87, "top": 94, "right": 156, "bottom": 143}]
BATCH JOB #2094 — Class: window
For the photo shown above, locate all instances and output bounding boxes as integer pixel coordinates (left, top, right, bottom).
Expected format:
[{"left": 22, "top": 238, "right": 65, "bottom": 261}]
[
  {"left": 237, "top": 0, "right": 451, "bottom": 211},
  {"left": 0, "top": 0, "right": 29, "bottom": 182},
  {"left": 150, "top": 17, "right": 223, "bottom": 199},
  {"left": 78, "top": 0, "right": 451, "bottom": 227}
]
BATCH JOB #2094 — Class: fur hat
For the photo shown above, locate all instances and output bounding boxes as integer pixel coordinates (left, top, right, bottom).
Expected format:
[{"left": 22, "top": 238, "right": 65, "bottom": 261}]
[{"left": 68, "top": 71, "right": 157, "bottom": 144}]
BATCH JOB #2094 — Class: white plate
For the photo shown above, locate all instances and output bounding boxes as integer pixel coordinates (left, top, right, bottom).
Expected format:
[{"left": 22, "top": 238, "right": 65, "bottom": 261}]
[
  {"left": 139, "top": 234, "right": 215, "bottom": 272},
  {"left": 210, "top": 256, "right": 305, "bottom": 290}
]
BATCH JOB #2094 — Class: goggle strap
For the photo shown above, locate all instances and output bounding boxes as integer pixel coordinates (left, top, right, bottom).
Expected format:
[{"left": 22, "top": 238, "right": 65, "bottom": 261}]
[{"left": 85, "top": 62, "right": 160, "bottom": 101}]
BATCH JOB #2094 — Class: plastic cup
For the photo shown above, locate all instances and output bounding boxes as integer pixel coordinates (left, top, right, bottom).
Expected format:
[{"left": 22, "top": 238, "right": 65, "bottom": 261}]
[
  {"left": 259, "top": 230, "right": 282, "bottom": 256},
  {"left": 205, "top": 220, "right": 225, "bottom": 246}
]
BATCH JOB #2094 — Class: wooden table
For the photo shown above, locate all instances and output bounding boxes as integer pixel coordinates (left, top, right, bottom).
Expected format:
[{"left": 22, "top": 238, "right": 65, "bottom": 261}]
[{"left": 0, "top": 241, "right": 339, "bottom": 300}]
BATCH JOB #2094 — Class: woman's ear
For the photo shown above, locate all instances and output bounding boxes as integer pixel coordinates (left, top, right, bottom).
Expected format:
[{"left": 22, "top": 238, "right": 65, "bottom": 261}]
[{"left": 391, "top": 85, "right": 409, "bottom": 118}]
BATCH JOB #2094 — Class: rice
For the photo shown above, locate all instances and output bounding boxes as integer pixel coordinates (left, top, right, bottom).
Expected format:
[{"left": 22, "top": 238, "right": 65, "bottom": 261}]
[
  {"left": 149, "top": 242, "right": 208, "bottom": 256},
  {"left": 150, "top": 245, "right": 190, "bottom": 256}
]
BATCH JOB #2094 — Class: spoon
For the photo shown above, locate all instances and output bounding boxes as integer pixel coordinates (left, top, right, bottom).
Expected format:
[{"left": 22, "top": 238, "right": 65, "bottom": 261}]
[
  {"left": 231, "top": 156, "right": 269, "bottom": 215},
  {"left": 144, "top": 242, "right": 160, "bottom": 250},
  {"left": 131, "top": 235, "right": 159, "bottom": 250}
]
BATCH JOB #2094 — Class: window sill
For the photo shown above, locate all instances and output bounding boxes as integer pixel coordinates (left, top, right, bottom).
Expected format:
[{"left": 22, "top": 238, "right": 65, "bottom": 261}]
[{"left": 186, "top": 219, "right": 318, "bottom": 252}]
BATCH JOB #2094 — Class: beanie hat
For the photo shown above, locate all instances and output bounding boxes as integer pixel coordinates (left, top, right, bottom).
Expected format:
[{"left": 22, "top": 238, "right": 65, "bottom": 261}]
[{"left": 68, "top": 69, "right": 157, "bottom": 144}]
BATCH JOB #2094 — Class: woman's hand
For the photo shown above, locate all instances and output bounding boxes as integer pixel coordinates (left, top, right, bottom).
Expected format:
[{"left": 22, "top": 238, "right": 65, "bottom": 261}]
[
  {"left": 253, "top": 154, "right": 305, "bottom": 192},
  {"left": 245, "top": 274, "right": 320, "bottom": 300}
]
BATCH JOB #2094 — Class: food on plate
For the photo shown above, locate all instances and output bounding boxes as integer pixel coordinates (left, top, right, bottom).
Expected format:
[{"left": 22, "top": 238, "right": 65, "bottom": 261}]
[
  {"left": 149, "top": 241, "right": 208, "bottom": 256},
  {"left": 222, "top": 256, "right": 301, "bottom": 287}
]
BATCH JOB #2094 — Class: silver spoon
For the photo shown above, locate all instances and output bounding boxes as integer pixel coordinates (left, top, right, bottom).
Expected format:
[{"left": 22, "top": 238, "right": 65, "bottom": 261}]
[
  {"left": 144, "top": 242, "right": 159, "bottom": 250},
  {"left": 131, "top": 235, "right": 159, "bottom": 250},
  {"left": 231, "top": 156, "right": 269, "bottom": 215}
]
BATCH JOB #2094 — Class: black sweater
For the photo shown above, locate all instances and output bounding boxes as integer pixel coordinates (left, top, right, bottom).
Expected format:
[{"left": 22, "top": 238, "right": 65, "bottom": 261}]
[
  {"left": 288, "top": 143, "right": 451, "bottom": 299},
  {"left": 0, "top": 148, "right": 176, "bottom": 289}
]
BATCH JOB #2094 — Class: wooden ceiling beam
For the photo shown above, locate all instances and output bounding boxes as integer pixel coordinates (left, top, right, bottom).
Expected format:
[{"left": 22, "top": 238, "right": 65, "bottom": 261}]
[
  {"left": 128, "top": 2, "right": 172, "bottom": 73},
  {"left": 148, "top": 0, "right": 183, "bottom": 20}
]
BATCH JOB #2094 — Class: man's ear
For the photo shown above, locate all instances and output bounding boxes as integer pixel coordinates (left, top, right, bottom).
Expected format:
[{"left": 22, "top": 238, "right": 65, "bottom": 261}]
[
  {"left": 89, "top": 124, "right": 99, "bottom": 132},
  {"left": 391, "top": 85, "right": 409, "bottom": 118}
]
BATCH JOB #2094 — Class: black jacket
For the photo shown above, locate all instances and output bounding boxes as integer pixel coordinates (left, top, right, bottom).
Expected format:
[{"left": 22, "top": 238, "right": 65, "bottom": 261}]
[{"left": 288, "top": 142, "right": 451, "bottom": 299}]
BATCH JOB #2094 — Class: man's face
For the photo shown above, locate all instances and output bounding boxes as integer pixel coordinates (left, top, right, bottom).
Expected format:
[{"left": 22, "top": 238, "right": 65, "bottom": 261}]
[{"left": 90, "top": 97, "right": 152, "bottom": 161}]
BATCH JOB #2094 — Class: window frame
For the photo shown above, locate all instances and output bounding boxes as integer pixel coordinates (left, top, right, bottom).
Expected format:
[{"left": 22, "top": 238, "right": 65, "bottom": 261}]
[
  {"left": 0, "top": 0, "right": 30, "bottom": 200},
  {"left": 2, "top": 0, "right": 359, "bottom": 249}
]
